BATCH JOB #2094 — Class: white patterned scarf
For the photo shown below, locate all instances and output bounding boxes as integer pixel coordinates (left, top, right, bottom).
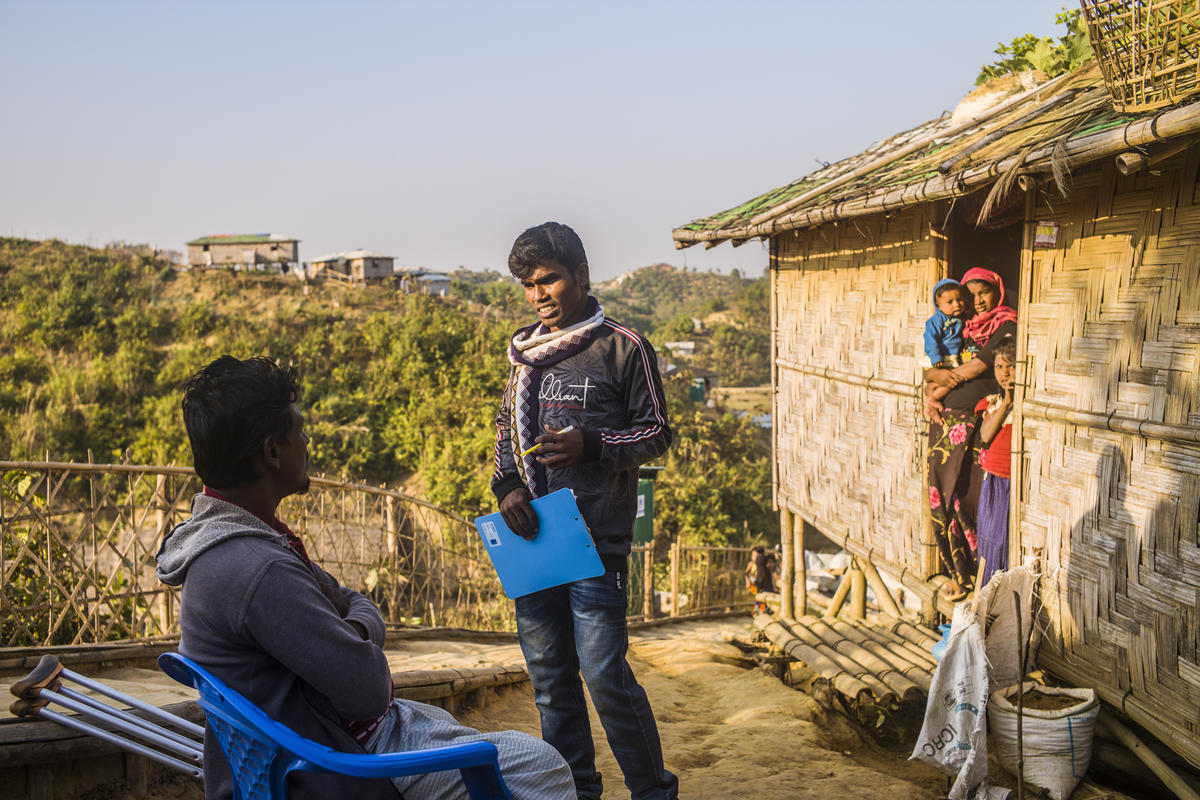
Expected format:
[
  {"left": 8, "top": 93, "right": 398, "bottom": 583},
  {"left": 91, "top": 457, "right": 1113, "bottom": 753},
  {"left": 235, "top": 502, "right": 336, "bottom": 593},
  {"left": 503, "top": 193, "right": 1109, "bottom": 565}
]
[{"left": 507, "top": 297, "right": 605, "bottom": 497}]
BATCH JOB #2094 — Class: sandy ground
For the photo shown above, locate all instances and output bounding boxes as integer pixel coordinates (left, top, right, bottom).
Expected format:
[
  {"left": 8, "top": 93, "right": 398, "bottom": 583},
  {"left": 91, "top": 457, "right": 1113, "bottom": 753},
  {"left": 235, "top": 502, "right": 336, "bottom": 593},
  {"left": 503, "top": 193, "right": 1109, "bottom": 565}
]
[
  {"left": 18, "top": 618, "right": 948, "bottom": 798},
  {"left": 454, "top": 618, "right": 945, "bottom": 799}
]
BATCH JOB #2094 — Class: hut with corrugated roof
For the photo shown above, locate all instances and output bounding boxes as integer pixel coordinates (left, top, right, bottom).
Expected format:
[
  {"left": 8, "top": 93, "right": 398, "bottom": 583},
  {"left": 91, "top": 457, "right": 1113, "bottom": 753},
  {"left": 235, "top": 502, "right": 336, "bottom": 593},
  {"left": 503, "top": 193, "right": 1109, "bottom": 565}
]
[
  {"left": 186, "top": 233, "right": 299, "bottom": 272},
  {"left": 673, "top": 58, "right": 1200, "bottom": 766},
  {"left": 309, "top": 249, "right": 395, "bottom": 283}
]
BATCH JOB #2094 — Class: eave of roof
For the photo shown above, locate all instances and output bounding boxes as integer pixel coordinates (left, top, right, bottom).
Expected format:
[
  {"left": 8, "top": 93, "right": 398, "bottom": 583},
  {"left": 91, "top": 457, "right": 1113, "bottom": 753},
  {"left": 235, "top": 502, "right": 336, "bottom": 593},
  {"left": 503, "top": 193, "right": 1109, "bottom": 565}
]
[
  {"left": 673, "top": 63, "right": 1200, "bottom": 248},
  {"left": 312, "top": 249, "right": 393, "bottom": 263},
  {"left": 187, "top": 233, "right": 298, "bottom": 245}
]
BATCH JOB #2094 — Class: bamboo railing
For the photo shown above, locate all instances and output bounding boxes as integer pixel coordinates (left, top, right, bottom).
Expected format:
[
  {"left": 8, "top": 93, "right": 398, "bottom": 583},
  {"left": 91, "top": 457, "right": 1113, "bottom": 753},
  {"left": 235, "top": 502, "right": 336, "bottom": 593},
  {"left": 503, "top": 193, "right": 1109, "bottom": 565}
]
[{"left": 0, "top": 461, "right": 749, "bottom": 648}]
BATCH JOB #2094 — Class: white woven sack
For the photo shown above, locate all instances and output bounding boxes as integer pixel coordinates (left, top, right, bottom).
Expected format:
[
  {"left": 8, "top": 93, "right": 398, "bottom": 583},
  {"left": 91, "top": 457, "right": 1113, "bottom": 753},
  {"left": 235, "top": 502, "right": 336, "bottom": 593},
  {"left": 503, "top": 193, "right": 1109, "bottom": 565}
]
[
  {"left": 911, "top": 605, "right": 1007, "bottom": 800},
  {"left": 988, "top": 682, "right": 1098, "bottom": 800},
  {"left": 974, "top": 560, "right": 1037, "bottom": 692}
]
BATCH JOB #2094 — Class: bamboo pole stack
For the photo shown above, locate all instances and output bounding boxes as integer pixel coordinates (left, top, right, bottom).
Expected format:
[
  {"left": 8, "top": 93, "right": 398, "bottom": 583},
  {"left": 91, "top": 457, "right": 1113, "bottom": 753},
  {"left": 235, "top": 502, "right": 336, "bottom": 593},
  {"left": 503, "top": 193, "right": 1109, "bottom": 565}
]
[{"left": 753, "top": 610, "right": 938, "bottom": 737}]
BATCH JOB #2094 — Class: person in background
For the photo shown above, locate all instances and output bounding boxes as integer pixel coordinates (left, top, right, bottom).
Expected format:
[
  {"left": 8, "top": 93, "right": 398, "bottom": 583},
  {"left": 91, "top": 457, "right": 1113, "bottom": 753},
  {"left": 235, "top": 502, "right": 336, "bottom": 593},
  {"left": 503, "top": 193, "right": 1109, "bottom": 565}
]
[
  {"left": 745, "top": 546, "right": 776, "bottom": 613},
  {"left": 491, "top": 222, "right": 677, "bottom": 800},
  {"left": 974, "top": 339, "right": 1017, "bottom": 588},
  {"left": 157, "top": 355, "right": 573, "bottom": 800}
]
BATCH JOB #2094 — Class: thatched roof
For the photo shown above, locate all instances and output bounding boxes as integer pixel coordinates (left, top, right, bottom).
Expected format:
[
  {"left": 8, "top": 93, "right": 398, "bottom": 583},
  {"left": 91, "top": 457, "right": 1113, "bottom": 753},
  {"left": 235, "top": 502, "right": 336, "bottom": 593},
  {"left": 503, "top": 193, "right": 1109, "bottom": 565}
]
[{"left": 673, "top": 61, "right": 1200, "bottom": 248}]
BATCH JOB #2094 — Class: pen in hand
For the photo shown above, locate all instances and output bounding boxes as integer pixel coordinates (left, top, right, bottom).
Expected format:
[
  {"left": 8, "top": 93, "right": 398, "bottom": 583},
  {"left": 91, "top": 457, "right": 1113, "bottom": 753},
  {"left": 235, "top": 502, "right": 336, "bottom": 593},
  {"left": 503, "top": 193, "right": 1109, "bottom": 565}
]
[{"left": 520, "top": 425, "right": 575, "bottom": 458}]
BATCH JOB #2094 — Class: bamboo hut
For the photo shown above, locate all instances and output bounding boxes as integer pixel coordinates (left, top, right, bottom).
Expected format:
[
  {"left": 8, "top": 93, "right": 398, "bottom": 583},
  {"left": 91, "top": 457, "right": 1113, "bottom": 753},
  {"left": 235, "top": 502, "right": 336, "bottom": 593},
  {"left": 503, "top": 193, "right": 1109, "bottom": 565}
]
[{"left": 673, "top": 61, "right": 1200, "bottom": 767}]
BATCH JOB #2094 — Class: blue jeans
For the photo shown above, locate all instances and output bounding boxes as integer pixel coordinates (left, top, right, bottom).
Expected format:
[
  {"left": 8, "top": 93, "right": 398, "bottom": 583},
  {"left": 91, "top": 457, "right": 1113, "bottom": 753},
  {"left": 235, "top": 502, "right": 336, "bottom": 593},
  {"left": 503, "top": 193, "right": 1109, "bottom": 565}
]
[{"left": 515, "top": 571, "right": 678, "bottom": 800}]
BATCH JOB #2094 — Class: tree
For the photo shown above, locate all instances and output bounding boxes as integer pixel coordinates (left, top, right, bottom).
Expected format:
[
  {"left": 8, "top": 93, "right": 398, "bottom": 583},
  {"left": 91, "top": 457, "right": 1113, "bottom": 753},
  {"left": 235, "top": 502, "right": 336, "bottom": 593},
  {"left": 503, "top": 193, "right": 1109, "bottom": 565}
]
[{"left": 976, "top": 8, "right": 1094, "bottom": 85}]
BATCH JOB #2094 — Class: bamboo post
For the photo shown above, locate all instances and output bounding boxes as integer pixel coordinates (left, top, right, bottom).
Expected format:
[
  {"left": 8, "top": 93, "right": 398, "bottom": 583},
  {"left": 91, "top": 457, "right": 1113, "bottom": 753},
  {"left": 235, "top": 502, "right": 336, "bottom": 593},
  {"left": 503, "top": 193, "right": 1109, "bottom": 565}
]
[
  {"left": 919, "top": 211, "right": 946, "bottom": 625},
  {"left": 793, "top": 515, "right": 807, "bottom": 617},
  {"left": 1116, "top": 151, "right": 1148, "bottom": 175},
  {"left": 87, "top": 450, "right": 99, "bottom": 642},
  {"left": 849, "top": 563, "right": 866, "bottom": 619},
  {"left": 669, "top": 540, "right": 680, "bottom": 618},
  {"left": 1011, "top": 185, "right": 1036, "bottom": 579},
  {"left": 155, "top": 474, "right": 171, "bottom": 635},
  {"left": 780, "top": 507, "right": 795, "bottom": 619},
  {"left": 824, "top": 569, "right": 853, "bottom": 620},
  {"left": 1098, "top": 713, "right": 1200, "bottom": 800},
  {"left": 1014, "top": 593, "right": 1026, "bottom": 800},
  {"left": 642, "top": 548, "right": 653, "bottom": 618},
  {"left": 859, "top": 556, "right": 902, "bottom": 619},
  {"left": 385, "top": 495, "right": 397, "bottom": 554},
  {"left": 770, "top": 245, "right": 779, "bottom": 513}
]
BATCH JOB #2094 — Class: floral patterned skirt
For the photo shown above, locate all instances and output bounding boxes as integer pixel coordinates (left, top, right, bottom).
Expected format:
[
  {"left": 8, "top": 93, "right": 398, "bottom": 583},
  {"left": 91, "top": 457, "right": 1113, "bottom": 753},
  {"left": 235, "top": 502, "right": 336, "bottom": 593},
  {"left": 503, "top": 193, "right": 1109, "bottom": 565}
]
[{"left": 927, "top": 408, "right": 984, "bottom": 586}]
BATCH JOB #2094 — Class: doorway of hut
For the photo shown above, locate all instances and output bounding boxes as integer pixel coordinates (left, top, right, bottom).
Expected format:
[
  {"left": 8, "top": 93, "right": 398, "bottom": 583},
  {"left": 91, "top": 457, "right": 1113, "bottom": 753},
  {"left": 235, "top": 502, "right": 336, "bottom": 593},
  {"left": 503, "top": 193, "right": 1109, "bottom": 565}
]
[{"left": 948, "top": 190, "right": 1022, "bottom": 309}]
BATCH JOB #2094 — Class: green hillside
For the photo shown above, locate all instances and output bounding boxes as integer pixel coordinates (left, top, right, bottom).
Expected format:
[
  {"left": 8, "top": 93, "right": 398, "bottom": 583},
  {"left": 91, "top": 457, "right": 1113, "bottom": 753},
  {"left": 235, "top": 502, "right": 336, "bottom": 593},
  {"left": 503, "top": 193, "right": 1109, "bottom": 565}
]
[{"left": 0, "top": 238, "right": 777, "bottom": 546}]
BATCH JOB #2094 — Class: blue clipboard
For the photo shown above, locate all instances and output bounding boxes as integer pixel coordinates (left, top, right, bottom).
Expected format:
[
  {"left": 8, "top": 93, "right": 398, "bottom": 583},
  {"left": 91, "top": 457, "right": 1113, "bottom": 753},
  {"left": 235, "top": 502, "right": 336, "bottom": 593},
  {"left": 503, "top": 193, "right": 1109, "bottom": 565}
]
[{"left": 474, "top": 488, "right": 604, "bottom": 598}]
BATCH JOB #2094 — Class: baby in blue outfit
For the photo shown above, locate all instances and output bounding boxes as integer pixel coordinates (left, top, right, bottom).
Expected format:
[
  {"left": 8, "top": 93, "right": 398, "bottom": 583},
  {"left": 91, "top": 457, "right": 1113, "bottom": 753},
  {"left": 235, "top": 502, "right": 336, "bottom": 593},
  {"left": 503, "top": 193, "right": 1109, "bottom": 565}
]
[{"left": 924, "top": 278, "right": 966, "bottom": 368}]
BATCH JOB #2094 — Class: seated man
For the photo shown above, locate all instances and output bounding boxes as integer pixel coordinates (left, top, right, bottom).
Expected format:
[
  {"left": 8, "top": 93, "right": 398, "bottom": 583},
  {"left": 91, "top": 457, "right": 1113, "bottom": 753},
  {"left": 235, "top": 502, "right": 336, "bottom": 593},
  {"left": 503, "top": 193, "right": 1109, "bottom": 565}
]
[{"left": 156, "top": 355, "right": 574, "bottom": 800}]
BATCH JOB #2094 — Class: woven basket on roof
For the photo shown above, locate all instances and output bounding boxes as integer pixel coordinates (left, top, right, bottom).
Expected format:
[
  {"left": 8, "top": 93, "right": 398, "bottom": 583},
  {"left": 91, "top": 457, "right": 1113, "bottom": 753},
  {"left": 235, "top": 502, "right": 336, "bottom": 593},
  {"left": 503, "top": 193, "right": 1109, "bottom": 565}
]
[{"left": 1080, "top": 0, "right": 1200, "bottom": 112}]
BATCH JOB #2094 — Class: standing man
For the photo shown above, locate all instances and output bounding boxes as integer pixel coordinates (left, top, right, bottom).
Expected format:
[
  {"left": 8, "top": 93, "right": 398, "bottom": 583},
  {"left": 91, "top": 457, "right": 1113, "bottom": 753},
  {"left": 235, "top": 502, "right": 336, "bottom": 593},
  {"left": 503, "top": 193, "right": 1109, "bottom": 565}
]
[
  {"left": 157, "top": 355, "right": 574, "bottom": 800},
  {"left": 492, "top": 222, "right": 678, "bottom": 800}
]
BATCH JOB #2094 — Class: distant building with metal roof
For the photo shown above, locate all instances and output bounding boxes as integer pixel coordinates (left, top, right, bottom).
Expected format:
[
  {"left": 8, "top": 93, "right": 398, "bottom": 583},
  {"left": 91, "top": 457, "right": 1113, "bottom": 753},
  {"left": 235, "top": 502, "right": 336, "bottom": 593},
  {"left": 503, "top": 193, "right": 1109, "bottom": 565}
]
[
  {"left": 185, "top": 233, "right": 299, "bottom": 273},
  {"left": 309, "top": 249, "right": 394, "bottom": 283},
  {"left": 396, "top": 267, "right": 451, "bottom": 296}
]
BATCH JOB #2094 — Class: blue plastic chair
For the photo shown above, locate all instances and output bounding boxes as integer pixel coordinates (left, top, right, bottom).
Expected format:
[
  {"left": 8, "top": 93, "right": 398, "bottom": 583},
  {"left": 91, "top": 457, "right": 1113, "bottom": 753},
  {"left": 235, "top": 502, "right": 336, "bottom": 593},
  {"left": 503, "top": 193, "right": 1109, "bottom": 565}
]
[{"left": 158, "top": 652, "right": 514, "bottom": 800}]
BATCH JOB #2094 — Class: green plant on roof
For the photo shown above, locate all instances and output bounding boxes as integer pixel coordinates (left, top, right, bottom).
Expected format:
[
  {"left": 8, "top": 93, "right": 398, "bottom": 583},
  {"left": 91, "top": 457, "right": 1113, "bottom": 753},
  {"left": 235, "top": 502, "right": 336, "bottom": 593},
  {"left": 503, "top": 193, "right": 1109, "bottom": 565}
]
[{"left": 976, "top": 8, "right": 1094, "bottom": 85}]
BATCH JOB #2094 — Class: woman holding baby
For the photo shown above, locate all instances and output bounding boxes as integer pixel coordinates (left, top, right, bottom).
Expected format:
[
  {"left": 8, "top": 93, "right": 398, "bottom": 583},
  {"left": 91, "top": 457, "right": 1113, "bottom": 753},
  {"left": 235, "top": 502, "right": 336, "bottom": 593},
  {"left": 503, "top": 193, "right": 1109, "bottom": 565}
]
[{"left": 924, "top": 267, "right": 1017, "bottom": 601}]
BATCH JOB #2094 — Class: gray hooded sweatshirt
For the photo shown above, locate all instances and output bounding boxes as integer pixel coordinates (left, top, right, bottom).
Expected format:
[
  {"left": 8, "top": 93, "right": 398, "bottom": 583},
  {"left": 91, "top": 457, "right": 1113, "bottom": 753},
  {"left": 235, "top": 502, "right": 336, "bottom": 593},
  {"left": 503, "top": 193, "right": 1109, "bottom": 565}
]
[{"left": 156, "top": 493, "right": 398, "bottom": 799}]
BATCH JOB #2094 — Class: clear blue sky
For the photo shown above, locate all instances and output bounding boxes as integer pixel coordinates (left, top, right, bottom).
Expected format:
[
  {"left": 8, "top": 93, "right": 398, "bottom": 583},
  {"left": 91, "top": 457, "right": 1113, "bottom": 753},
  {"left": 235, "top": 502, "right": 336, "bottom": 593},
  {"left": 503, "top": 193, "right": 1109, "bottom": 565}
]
[{"left": 2, "top": 0, "right": 1070, "bottom": 280}]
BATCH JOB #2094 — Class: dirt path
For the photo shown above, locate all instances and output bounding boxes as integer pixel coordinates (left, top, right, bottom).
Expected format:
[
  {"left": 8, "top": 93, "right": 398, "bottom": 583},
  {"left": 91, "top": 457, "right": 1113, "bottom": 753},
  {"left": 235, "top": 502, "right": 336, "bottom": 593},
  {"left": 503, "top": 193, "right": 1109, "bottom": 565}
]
[
  {"left": 70, "top": 617, "right": 947, "bottom": 798},
  {"left": 459, "top": 618, "right": 946, "bottom": 799}
]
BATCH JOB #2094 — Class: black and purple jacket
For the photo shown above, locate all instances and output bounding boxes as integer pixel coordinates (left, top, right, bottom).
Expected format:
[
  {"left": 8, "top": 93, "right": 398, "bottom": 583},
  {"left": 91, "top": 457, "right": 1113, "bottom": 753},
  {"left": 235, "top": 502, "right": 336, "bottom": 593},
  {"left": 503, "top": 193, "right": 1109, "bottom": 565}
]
[{"left": 492, "top": 317, "right": 672, "bottom": 572}]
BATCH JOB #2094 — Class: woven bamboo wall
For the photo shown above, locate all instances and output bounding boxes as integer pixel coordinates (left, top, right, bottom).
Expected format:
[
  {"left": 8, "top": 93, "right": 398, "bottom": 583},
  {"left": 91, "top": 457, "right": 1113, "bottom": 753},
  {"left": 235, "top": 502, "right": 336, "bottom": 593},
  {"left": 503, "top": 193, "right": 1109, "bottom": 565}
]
[
  {"left": 772, "top": 207, "right": 939, "bottom": 579},
  {"left": 1019, "top": 144, "right": 1200, "bottom": 767}
]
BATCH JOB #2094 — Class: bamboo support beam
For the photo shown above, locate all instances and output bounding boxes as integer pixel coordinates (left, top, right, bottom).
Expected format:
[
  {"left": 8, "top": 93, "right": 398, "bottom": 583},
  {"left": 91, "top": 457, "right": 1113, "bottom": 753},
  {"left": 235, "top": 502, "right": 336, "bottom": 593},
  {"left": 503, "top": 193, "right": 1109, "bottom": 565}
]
[
  {"left": 780, "top": 507, "right": 795, "bottom": 620},
  {"left": 1098, "top": 713, "right": 1200, "bottom": 800},
  {"left": 154, "top": 474, "right": 171, "bottom": 636},
  {"left": 642, "top": 549, "right": 653, "bottom": 619},
  {"left": 1116, "top": 151, "right": 1148, "bottom": 175},
  {"left": 1012, "top": 188, "right": 1035, "bottom": 581},
  {"left": 774, "top": 358, "right": 917, "bottom": 398},
  {"left": 824, "top": 570, "right": 853, "bottom": 619},
  {"left": 793, "top": 515, "right": 807, "bottom": 618},
  {"left": 669, "top": 540, "right": 680, "bottom": 618},
  {"left": 858, "top": 557, "right": 902, "bottom": 618},
  {"left": 1022, "top": 400, "right": 1200, "bottom": 447},
  {"left": 849, "top": 564, "right": 866, "bottom": 620}
]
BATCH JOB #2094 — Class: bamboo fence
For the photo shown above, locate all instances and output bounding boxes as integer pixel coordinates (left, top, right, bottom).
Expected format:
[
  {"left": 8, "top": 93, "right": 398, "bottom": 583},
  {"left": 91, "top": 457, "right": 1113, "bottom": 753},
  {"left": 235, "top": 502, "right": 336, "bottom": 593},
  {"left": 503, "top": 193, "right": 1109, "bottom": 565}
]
[{"left": 0, "top": 460, "right": 749, "bottom": 648}]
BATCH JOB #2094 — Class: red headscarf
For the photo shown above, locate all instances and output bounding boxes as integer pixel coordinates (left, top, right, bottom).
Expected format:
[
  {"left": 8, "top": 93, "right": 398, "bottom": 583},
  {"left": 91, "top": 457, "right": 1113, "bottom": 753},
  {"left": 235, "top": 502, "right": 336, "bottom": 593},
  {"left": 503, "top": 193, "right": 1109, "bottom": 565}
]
[{"left": 961, "top": 267, "right": 1017, "bottom": 345}]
